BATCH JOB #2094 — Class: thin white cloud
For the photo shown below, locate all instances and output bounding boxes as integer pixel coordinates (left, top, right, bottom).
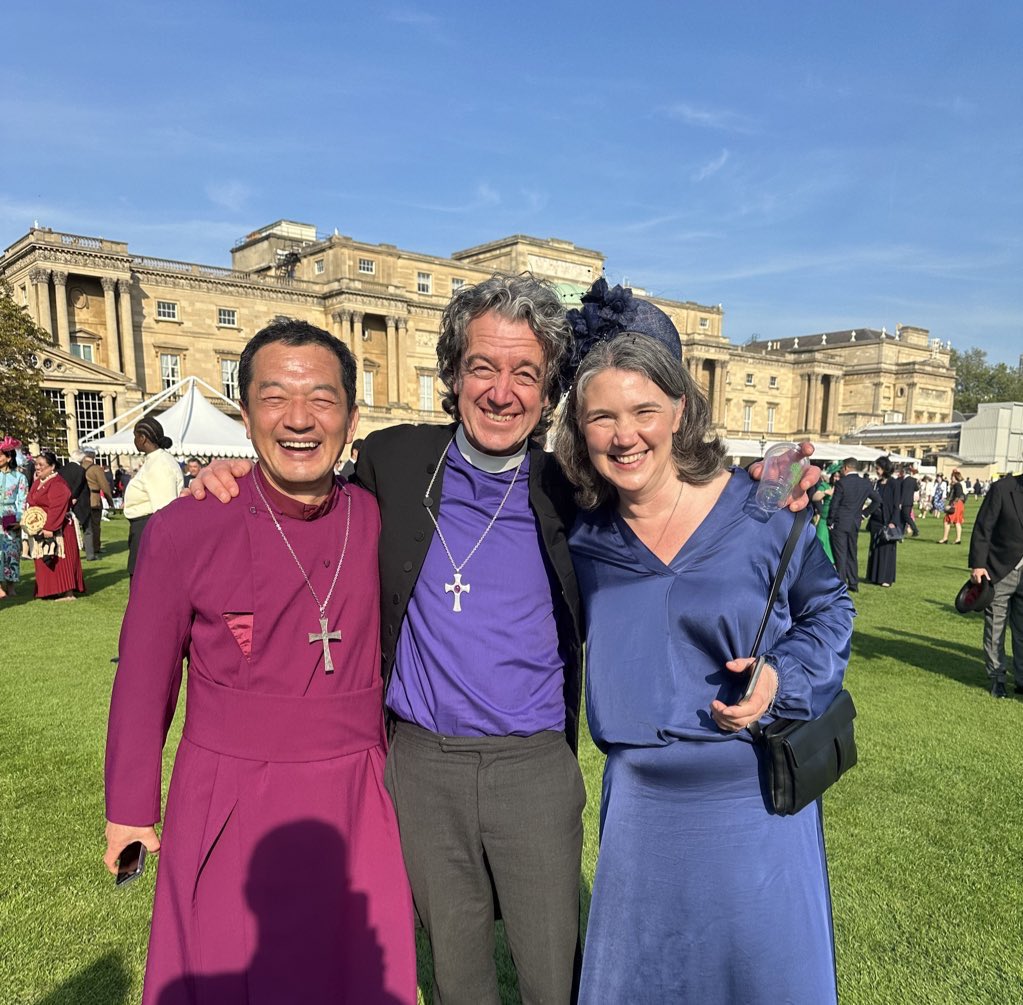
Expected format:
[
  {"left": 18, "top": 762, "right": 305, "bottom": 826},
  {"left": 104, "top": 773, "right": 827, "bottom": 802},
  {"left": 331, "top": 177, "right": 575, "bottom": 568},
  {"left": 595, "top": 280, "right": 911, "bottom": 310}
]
[
  {"left": 206, "top": 181, "right": 254, "bottom": 214},
  {"left": 693, "top": 149, "right": 730, "bottom": 182},
  {"left": 659, "top": 102, "right": 757, "bottom": 134}
]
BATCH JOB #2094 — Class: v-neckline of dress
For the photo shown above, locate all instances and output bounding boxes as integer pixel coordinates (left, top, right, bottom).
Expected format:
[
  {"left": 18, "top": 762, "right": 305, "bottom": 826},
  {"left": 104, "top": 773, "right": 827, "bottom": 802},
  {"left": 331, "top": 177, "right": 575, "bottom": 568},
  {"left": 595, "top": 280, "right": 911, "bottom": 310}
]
[{"left": 612, "top": 470, "right": 739, "bottom": 576}]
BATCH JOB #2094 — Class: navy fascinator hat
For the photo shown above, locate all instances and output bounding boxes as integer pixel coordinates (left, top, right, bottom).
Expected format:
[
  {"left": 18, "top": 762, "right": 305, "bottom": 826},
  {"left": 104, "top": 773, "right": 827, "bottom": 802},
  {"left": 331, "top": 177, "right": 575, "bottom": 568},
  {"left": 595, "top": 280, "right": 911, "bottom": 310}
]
[{"left": 561, "top": 278, "right": 683, "bottom": 391}]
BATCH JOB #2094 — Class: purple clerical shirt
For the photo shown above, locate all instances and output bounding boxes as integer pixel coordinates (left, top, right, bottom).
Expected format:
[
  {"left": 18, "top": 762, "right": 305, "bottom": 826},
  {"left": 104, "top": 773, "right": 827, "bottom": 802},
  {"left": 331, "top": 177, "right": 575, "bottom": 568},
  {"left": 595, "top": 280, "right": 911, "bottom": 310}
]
[{"left": 386, "top": 438, "right": 566, "bottom": 737}]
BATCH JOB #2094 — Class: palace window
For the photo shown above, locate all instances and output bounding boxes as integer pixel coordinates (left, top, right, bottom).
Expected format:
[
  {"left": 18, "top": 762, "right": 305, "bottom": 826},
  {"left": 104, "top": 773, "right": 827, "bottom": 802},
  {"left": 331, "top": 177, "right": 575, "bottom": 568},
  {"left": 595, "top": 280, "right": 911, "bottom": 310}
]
[
  {"left": 221, "top": 358, "right": 240, "bottom": 400},
  {"left": 768, "top": 375, "right": 778, "bottom": 389},
  {"left": 743, "top": 404, "right": 753, "bottom": 433},
  {"left": 43, "top": 389, "right": 69, "bottom": 456},
  {"left": 417, "top": 272, "right": 432, "bottom": 295},
  {"left": 419, "top": 374, "right": 434, "bottom": 412},
  {"left": 156, "top": 300, "right": 178, "bottom": 321},
  {"left": 358, "top": 258, "right": 375, "bottom": 275},
  {"left": 767, "top": 406, "right": 776, "bottom": 433},
  {"left": 217, "top": 307, "right": 237, "bottom": 327},
  {"left": 699, "top": 317, "right": 710, "bottom": 329},
  {"left": 745, "top": 373, "right": 755, "bottom": 386},
  {"left": 75, "top": 391, "right": 105, "bottom": 441},
  {"left": 70, "top": 342, "right": 94, "bottom": 362},
  {"left": 161, "top": 353, "right": 181, "bottom": 389},
  {"left": 314, "top": 259, "right": 325, "bottom": 274},
  {"left": 451, "top": 278, "right": 465, "bottom": 293},
  {"left": 363, "top": 370, "right": 374, "bottom": 406}
]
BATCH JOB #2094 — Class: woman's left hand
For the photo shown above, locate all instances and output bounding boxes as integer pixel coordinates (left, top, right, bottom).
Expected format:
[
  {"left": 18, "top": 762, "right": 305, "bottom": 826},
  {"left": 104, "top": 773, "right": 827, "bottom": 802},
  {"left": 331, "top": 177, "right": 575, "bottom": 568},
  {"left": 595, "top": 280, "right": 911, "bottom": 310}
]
[
  {"left": 748, "top": 442, "right": 817, "bottom": 512},
  {"left": 711, "top": 658, "right": 778, "bottom": 732}
]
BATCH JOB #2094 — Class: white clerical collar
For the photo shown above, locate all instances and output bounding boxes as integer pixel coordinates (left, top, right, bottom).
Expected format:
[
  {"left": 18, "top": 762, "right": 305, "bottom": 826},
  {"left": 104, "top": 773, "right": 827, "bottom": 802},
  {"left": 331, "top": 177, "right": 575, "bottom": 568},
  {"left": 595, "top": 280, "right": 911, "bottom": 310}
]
[{"left": 455, "top": 425, "right": 528, "bottom": 474}]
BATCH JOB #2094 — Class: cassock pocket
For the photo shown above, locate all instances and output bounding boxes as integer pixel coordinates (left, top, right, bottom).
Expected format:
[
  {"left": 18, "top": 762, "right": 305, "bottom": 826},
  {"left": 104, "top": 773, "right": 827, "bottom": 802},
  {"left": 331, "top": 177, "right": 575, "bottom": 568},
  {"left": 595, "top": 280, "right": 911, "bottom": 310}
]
[{"left": 222, "top": 612, "right": 254, "bottom": 662}]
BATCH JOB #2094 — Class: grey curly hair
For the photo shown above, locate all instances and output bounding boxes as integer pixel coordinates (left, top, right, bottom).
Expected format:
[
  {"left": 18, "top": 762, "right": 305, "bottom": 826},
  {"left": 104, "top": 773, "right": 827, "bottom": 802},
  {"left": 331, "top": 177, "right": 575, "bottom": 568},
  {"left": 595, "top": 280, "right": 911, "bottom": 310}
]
[
  {"left": 436, "top": 273, "right": 571, "bottom": 438},
  {"left": 553, "top": 333, "right": 727, "bottom": 510}
]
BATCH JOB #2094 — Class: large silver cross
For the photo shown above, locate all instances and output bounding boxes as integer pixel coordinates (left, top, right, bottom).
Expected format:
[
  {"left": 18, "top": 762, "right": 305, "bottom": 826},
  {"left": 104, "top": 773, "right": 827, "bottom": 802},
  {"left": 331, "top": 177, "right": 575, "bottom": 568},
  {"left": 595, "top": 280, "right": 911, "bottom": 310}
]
[
  {"left": 308, "top": 617, "right": 342, "bottom": 675},
  {"left": 444, "top": 572, "right": 471, "bottom": 613}
]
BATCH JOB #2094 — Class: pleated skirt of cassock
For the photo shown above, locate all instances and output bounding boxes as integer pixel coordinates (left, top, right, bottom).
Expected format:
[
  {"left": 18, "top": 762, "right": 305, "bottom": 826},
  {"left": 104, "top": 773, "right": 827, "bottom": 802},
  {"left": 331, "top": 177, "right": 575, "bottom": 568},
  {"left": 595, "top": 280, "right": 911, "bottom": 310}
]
[{"left": 579, "top": 738, "right": 837, "bottom": 1005}]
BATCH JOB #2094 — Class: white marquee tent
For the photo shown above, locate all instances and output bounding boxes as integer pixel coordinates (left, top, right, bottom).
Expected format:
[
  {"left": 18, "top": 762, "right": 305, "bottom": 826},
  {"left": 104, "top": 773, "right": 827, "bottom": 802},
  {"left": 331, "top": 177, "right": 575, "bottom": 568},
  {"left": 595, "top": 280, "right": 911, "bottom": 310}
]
[
  {"left": 80, "top": 377, "right": 256, "bottom": 459},
  {"left": 723, "top": 438, "right": 913, "bottom": 465}
]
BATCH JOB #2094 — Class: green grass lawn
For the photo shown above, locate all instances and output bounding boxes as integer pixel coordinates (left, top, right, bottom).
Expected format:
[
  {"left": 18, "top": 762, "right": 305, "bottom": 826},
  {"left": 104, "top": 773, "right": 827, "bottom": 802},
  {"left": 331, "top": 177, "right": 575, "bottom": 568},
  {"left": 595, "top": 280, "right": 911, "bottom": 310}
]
[{"left": 3, "top": 505, "right": 1022, "bottom": 1003}]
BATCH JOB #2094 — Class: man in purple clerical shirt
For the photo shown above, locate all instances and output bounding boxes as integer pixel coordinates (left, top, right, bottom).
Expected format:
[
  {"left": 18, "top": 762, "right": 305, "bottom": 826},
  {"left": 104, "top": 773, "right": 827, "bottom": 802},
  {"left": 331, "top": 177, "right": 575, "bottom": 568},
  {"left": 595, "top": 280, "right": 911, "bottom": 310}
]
[
  {"left": 190, "top": 278, "right": 818, "bottom": 1005},
  {"left": 104, "top": 320, "right": 416, "bottom": 1005}
]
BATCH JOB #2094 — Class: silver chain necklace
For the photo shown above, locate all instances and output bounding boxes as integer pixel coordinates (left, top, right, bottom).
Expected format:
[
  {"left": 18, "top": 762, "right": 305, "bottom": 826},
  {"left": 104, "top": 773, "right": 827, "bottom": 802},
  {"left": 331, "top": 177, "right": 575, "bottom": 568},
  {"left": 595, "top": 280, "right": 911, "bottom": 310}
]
[
  {"left": 251, "top": 467, "right": 352, "bottom": 674},
  {"left": 423, "top": 435, "right": 526, "bottom": 613}
]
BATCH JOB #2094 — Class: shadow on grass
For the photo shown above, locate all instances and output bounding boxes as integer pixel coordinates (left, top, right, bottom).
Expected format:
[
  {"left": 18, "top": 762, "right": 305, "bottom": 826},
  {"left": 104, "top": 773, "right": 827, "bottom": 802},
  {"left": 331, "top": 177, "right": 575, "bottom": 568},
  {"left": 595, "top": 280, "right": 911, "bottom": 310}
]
[
  {"left": 35, "top": 951, "right": 130, "bottom": 1005},
  {"left": 852, "top": 626, "right": 986, "bottom": 691}
]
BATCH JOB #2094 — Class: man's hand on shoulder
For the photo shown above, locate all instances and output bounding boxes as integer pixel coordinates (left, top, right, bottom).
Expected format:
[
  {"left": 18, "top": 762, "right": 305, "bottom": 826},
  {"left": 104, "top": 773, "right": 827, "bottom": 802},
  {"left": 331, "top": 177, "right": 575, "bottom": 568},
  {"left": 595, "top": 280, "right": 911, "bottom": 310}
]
[
  {"left": 187, "top": 459, "right": 253, "bottom": 503},
  {"left": 748, "top": 441, "right": 817, "bottom": 512}
]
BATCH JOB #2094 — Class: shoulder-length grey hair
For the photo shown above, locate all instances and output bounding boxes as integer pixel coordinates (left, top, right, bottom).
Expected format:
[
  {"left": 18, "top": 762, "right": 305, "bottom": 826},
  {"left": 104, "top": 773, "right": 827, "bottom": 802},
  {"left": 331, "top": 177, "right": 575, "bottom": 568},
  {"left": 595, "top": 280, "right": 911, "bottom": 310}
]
[
  {"left": 436, "top": 273, "right": 570, "bottom": 438},
  {"left": 553, "top": 333, "right": 727, "bottom": 511}
]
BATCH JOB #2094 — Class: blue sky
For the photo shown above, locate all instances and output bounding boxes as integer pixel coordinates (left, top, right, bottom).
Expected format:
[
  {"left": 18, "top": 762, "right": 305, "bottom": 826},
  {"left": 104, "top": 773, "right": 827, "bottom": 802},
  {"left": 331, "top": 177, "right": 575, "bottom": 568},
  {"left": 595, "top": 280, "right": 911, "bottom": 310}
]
[{"left": 2, "top": 1, "right": 1020, "bottom": 364}]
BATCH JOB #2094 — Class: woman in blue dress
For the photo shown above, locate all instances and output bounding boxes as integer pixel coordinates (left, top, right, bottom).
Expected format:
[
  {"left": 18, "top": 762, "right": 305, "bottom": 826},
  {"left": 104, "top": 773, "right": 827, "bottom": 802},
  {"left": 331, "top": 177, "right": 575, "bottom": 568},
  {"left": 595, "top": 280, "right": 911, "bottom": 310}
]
[{"left": 554, "top": 286, "right": 854, "bottom": 1004}]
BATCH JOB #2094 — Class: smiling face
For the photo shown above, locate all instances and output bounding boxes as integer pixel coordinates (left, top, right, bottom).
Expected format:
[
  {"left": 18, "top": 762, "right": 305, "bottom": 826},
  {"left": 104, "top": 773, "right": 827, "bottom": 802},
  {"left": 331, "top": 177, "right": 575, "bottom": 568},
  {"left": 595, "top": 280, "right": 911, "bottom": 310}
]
[
  {"left": 454, "top": 312, "right": 548, "bottom": 456},
  {"left": 241, "top": 341, "right": 359, "bottom": 503},
  {"left": 579, "top": 367, "right": 683, "bottom": 506}
]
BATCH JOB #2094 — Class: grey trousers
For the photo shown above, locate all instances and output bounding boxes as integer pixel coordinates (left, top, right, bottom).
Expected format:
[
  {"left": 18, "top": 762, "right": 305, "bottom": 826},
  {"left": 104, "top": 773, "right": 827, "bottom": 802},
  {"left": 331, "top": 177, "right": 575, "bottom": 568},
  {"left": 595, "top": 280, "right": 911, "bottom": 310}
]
[
  {"left": 385, "top": 721, "right": 585, "bottom": 1005},
  {"left": 984, "top": 567, "right": 1023, "bottom": 686}
]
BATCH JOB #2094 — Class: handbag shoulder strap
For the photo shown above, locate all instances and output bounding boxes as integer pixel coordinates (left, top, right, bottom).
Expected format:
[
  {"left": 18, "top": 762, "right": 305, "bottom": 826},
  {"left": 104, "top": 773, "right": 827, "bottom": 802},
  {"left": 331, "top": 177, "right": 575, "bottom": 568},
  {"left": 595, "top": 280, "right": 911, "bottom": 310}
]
[{"left": 750, "top": 507, "right": 810, "bottom": 658}]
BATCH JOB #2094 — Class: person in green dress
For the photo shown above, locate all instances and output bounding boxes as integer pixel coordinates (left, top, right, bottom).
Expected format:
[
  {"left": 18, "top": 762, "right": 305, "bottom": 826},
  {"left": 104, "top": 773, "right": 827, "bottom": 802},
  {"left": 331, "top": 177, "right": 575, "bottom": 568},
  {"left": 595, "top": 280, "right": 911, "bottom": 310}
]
[{"left": 812, "top": 462, "right": 842, "bottom": 563}]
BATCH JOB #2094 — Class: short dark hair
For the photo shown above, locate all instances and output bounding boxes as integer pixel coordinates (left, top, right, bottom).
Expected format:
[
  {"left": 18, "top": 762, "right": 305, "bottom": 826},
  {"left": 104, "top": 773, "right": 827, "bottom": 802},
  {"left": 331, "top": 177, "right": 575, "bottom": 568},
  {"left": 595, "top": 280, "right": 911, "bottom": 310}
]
[
  {"left": 186, "top": 456, "right": 201, "bottom": 465},
  {"left": 875, "top": 455, "right": 894, "bottom": 478},
  {"left": 239, "top": 319, "right": 356, "bottom": 410},
  {"left": 351, "top": 439, "right": 363, "bottom": 451},
  {"left": 40, "top": 450, "right": 59, "bottom": 469},
  {"left": 842, "top": 458, "right": 859, "bottom": 471}
]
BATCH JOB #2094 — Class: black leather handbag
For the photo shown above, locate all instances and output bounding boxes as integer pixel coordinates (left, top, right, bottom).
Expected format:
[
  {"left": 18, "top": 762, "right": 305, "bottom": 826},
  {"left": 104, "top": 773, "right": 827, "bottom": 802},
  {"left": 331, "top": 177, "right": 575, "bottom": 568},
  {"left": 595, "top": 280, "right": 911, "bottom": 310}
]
[
  {"left": 747, "top": 509, "right": 858, "bottom": 816},
  {"left": 880, "top": 524, "right": 904, "bottom": 543}
]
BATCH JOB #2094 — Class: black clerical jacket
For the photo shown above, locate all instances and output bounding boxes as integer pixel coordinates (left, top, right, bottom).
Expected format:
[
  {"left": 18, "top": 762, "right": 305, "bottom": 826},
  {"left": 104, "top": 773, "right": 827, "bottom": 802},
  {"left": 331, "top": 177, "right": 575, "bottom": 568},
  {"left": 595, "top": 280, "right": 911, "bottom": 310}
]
[{"left": 355, "top": 422, "right": 584, "bottom": 751}]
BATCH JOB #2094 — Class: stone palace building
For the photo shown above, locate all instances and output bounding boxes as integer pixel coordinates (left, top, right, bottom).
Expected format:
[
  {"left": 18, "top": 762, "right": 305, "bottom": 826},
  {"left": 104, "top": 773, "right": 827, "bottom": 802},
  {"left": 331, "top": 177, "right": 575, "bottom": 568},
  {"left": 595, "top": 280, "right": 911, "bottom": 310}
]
[{"left": 1, "top": 221, "right": 956, "bottom": 458}]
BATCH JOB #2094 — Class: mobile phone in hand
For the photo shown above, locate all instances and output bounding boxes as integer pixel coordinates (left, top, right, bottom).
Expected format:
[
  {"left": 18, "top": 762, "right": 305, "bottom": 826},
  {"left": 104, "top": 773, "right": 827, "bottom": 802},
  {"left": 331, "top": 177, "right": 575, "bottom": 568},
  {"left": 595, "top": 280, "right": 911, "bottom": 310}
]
[
  {"left": 115, "top": 841, "right": 147, "bottom": 887},
  {"left": 740, "top": 655, "right": 768, "bottom": 704}
]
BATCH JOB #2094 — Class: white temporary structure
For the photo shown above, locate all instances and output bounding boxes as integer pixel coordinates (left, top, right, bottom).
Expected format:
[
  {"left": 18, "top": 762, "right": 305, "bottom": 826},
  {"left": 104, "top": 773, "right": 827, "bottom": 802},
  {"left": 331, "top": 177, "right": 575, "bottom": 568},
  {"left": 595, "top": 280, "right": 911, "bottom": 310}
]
[
  {"left": 80, "top": 376, "right": 256, "bottom": 458},
  {"left": 723, "top": 438, "right": 913, "bottom": 465}
]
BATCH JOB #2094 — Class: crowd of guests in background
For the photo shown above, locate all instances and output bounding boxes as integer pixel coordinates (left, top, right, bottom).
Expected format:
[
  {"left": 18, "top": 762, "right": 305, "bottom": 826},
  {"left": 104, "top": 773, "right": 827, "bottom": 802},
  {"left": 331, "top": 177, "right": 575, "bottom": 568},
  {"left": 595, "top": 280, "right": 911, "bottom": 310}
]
[{"left": 0, "top": 418, "right": 191, "bottom": 601}]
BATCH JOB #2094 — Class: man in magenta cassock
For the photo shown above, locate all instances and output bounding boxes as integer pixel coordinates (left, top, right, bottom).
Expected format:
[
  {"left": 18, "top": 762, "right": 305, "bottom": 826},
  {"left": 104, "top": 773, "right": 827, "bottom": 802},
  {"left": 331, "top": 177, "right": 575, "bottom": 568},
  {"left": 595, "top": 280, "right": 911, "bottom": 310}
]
[{"left": 104, "top": 320, "right": 416, "bottom": 1005}]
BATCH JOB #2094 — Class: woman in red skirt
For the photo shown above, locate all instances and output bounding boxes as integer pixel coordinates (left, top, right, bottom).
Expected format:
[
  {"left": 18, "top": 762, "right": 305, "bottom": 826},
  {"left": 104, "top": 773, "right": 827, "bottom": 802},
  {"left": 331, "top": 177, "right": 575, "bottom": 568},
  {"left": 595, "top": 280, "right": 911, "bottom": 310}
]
[
  {"left": 939, "top": 468, "right": 967, "bottom": 544},
  {"left": 25, "top": 451, "right": 86, "bottom": 600}
]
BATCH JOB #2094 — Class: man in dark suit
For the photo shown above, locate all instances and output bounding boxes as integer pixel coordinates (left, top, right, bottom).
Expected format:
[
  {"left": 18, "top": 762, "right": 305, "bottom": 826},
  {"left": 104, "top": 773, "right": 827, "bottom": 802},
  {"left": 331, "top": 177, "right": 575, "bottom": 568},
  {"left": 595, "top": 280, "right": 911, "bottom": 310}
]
[
  {"left": 901, "top": 465, "right": 919, "bottom": 537},
  {"left": 828, "top": 458, "right": 879, "bottom": 591},
  {"left": 58, "top": 450, "right": 95, "bottom": 560},
  {"left": 968, "top": 472, "right": 1023, "bottom": 698}
]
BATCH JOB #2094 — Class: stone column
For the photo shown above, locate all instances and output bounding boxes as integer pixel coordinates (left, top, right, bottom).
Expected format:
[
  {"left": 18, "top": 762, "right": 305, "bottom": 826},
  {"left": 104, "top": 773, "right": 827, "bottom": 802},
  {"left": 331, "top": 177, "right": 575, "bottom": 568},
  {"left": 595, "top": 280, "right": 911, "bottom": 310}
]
[
  {"left": 350, "top": 312, "right": 365, "bottom": 399},
  {"left": 100, "top": 277, "right": 122, "bottom": 373},
  {"left": 396, "top": 318, "right": 409, "bottom": 406},
  {"left": 827, "top": 376, "right": 841, "bottom": 433},
  {"left": 33, "top": 269, "right": 53, "bottom": 340},
  {"left": 796, "top": 374, "right": 809, "bottom": 433},
  {"left": 118, "top": 278, "right": 138, "bottom": 386},
  {"left": 332, "top": 309, "right": 353, "bottom": 348},
  {"left": 807, "top": 374, "right": 820, "bottom": 433},
  {"left": 52, "top": 271, "right": 71, "bottom": 352},
  {"left": 63, "top": 388, "right": 79, "bottom": 454},
  {"left": 385, "top": 316, "right": 399, "bottom": 403},
  {"left": 904, "top": 382, "right": 916, "bottom": 423},
  {"left": 714, "top": 360, "right": 728, "bottom": 424}
]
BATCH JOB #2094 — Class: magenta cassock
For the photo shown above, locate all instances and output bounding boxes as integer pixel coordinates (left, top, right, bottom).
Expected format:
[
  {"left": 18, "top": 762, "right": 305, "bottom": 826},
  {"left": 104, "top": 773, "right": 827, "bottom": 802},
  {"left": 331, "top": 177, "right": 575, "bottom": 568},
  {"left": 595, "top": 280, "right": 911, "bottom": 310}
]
[{"left": 106, "top": 472, "right": 416, "bottom": 1005}]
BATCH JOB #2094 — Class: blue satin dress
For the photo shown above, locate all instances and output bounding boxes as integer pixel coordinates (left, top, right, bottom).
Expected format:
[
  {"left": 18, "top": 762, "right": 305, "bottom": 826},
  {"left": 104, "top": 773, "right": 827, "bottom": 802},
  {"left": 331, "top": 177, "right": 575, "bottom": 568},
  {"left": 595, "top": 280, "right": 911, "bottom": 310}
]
[{"left": 571, "top": 470, "right": 854, "bottom": 1004}]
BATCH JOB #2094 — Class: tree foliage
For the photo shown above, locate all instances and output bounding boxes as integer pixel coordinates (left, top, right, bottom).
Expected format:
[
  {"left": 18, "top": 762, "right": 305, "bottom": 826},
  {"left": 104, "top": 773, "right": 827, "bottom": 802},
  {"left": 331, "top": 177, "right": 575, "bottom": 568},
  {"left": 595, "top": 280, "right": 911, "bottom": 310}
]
[
  {"left": 0, "top": 282, "right": 62, "bottom": 445},
  {"left": 949, "top": 347, "right": 1023, "bottom": 414}
]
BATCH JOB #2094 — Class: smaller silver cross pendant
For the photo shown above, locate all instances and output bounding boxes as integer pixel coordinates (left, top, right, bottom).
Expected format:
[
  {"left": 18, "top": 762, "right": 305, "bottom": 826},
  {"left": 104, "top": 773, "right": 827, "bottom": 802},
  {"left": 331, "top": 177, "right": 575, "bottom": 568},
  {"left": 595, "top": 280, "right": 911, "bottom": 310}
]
[
  {"left": 309, "top": 616, "right": 343, "bottom": 674},
  {"left": 444, "top": 572, "right": 471, "bottom": 613}
]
